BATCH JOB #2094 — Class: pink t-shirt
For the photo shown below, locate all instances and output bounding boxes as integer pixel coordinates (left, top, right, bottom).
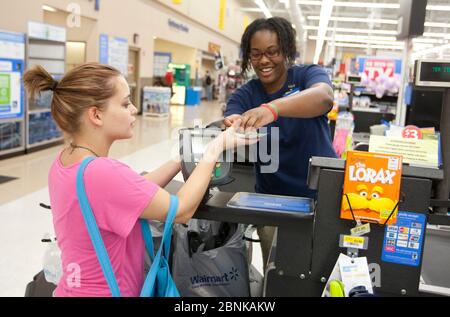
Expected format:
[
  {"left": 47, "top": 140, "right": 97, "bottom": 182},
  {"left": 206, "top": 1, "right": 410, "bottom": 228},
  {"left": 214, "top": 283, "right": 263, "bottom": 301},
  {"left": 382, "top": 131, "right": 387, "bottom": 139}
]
[{"left": 48, "top": 152, "right": 159, "bottom": 297}]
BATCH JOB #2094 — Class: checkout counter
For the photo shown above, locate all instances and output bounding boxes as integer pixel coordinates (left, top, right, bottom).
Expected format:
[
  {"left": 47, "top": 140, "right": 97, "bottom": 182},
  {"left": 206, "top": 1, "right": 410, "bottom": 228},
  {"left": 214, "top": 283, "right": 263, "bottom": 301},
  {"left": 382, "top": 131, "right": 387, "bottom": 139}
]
[
  {"left": 26, "top": 58, "right": 450, "bottom": 296},
  {"left": 165, "top": 122, "right": 450, "bottom": 297}
]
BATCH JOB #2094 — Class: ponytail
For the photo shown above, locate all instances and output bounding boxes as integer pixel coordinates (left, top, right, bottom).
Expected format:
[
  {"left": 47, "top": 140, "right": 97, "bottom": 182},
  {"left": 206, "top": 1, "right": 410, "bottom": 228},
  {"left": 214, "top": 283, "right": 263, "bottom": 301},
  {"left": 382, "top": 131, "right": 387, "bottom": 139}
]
[
  {"left": 23, "top": 65, "right": 58, "bottom": 100},
  {"left": 23, "top": 63, "right": 121, "bottom": 135}
]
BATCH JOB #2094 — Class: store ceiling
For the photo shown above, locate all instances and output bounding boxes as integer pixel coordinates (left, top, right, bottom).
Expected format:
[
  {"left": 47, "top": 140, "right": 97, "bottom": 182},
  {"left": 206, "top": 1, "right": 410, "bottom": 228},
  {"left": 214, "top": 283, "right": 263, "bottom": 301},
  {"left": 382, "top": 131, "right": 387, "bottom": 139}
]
[{"left": 237, "top": 0, "right": 450, "bottom": 60}]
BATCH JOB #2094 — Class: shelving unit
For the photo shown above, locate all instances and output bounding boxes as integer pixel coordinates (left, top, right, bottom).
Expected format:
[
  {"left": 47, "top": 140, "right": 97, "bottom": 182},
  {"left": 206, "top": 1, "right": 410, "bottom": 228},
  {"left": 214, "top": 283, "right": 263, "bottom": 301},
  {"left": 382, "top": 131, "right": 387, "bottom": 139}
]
[
  {"left": 351, "top": 90, "right": 397, "bottom": 132},
  {"left": 25, "top": 22, "right": 66, "bottom": 151},
  {"left": 0, "top": 119, "right": 24, "bottom": 155},
  {"left": 0, "top": 30, "right": 26, "bottom": 158},
  {"left": 142, "top": 86, "right": 171, "bottom": 119},
  {"left": 333, "top": 81, "right": 399, "bottom": 134},
  {"left": 28, "top": 108, "right": 52, "bottom": 114}
]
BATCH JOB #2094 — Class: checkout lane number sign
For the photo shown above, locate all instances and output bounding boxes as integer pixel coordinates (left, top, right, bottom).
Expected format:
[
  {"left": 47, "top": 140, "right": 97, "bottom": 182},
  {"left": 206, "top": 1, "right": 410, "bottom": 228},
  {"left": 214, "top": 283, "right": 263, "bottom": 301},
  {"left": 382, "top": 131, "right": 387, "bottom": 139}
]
[{"left": 381, "top": 211, "right": 426, "bottom": 267}]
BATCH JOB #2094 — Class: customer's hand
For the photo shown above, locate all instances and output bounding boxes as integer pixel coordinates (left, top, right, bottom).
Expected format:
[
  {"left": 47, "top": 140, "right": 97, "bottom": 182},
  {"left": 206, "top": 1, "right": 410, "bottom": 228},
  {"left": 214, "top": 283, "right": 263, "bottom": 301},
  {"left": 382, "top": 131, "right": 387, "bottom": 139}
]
[
  {"left": 241, "top": 106, "right": 275, "bottom": 130},
  {"left": 205, "top": 120, "right": 258, "bottom": 161}
]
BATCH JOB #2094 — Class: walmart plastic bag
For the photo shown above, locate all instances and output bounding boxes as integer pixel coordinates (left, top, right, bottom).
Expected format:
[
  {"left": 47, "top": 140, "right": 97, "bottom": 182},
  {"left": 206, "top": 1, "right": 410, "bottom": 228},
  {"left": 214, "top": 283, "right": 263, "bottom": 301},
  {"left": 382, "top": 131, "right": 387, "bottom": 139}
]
[{"left": 172, "top": 220, "right": 250, "bottom": 297}]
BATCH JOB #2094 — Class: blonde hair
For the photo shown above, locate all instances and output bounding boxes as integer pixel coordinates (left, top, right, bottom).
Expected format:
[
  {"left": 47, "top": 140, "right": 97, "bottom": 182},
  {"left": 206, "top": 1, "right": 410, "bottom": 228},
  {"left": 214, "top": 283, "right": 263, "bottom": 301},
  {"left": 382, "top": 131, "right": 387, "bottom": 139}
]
[{"left": 23, "top": 62, "right": 121, "bottom": 135}]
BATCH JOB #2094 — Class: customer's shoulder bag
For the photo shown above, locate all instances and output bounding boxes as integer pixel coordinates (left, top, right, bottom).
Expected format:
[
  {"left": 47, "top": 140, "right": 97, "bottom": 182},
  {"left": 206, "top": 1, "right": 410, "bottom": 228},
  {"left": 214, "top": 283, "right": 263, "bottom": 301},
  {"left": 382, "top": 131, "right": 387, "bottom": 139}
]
[{"left": 76, "top": 156, "right": 180, "bottom": 297}]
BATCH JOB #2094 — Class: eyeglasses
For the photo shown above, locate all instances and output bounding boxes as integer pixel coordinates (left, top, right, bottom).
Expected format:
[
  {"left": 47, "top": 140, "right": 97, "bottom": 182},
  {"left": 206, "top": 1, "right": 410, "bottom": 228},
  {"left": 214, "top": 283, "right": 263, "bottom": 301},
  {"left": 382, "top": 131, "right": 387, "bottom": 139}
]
[{"left": 249, "top": 47, "right": 281, "bottom": 61}]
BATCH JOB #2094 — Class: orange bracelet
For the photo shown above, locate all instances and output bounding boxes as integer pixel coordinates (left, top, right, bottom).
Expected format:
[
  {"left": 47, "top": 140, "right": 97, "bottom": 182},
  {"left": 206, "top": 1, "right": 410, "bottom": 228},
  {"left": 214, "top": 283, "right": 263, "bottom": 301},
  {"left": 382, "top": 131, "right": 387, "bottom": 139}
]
[{"left": 261, "top": 103, "right": 279, "bottom": 121}]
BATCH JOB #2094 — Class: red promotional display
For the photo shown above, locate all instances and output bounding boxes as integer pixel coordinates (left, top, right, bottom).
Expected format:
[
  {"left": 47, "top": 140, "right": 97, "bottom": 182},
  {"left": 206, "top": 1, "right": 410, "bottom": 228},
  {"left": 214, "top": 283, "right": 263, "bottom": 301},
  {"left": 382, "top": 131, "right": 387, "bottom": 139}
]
[{"left": 402, "top": 126, "right": 423, "bottom": 140}]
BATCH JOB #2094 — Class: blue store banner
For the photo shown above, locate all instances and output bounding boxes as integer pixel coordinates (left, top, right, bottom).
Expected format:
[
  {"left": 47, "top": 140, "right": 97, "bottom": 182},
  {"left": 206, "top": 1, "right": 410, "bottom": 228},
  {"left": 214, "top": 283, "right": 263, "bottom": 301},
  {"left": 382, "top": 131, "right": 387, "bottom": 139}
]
[
  {"left": 382, "top": 211, "right": 426, "bottom": 267},
  {"left": 99, "top": 34, "right": 128, "bottom": 77},
  {"left": 0, "top": 30, "right": 25, "bottom": 120},
  {"left": 358, "top": 57, "right": 402, "bottom": 80},
  {"left": 99, "top": 34, "right": 109, "bottom": 64}
]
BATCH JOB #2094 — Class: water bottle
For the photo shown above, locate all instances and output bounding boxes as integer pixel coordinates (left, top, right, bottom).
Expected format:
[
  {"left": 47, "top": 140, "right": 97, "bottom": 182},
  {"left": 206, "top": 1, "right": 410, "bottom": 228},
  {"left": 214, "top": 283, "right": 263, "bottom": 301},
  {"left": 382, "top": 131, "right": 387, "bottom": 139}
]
[{"left": 42, "top": 233, "right": 62, "bottom": 285}]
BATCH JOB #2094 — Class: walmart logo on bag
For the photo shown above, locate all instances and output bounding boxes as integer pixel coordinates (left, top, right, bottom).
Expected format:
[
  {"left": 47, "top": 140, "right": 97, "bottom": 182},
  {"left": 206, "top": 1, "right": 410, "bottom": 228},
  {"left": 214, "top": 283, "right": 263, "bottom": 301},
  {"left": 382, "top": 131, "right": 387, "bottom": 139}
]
[
  {"left": 190, "top": 267, "right": 240, "bottom": 287},
  {"left": 229, "top": 267, "right": 239, "bottom": 281}
]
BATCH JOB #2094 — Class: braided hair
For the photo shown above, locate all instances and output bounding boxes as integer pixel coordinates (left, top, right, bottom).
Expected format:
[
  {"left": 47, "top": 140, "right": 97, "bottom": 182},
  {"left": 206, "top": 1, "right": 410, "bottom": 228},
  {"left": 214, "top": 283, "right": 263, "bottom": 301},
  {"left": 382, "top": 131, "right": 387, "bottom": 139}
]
[{"left": 240, "top": 17, "right": 297, "bottom": 76}]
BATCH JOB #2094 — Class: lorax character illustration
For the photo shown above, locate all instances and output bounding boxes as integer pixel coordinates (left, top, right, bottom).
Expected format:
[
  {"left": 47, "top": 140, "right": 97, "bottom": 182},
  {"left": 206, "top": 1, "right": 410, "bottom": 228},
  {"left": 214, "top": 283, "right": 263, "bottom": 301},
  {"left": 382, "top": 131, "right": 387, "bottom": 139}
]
[{"left": 342, "top": 184, "right": 398, "bottom": 220}]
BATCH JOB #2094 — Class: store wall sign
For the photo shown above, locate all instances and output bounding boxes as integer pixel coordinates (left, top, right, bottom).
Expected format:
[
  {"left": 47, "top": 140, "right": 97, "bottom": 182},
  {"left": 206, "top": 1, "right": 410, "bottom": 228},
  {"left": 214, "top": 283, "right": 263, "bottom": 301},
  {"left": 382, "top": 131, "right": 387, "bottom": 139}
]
[
  {"left": 208, "top": 42, "right": 221, "bottom": 54},
  {"left": 168, "top": 19, "right": 189, "bottom": 33},
  {"left": 99, "top": 34, "right": 129, "bottom": 77},
  {"left": 358, "top": 57, "right": 402, "bottom": 80},
  {"left": 0, "top": 61, "right": 12, "bottom": 72},
  {"left": 27, "top": 21, "right": 66, "bottom": 42},
  {"left": 99, "top": 34, "right": 109, "bottom": 65},
  {"left": 0, "top": 30, "right": 25, "bottom": 120},
  {"left": 0, "top": 31, "right": 25, "bottom": 60},
  {"left": 0, "top": 65, "right": 22, "bottom": 119}
]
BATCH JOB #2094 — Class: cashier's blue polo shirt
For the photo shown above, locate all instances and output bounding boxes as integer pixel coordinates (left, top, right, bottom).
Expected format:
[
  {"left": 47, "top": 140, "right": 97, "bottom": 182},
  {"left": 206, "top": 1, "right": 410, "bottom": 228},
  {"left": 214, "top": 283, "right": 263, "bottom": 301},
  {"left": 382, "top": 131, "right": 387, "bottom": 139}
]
[{"left": 225, "top": 64, "right": 337, "bottom": 199}]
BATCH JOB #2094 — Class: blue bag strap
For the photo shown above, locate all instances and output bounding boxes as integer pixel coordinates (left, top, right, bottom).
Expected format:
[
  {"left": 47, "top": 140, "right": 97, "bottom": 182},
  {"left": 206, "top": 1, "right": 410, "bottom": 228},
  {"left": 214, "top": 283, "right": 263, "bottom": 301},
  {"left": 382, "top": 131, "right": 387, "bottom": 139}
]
[
  {"left": 76, "top": 157, "right": 121, "bottom": 297},
  {"left": 140, "top": 219, "right": 155, "bottom": 260},
  {"left": 140, "top": 195, "right": 179, "bottom": 297},
  {"left": 161, "top": 195, "right": 178, "bottom": 257}
]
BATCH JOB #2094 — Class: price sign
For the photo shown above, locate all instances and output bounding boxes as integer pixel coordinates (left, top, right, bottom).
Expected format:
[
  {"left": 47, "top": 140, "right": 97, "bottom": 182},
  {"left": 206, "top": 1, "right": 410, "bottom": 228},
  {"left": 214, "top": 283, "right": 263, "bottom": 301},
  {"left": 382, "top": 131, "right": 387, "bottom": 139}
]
[{"left": 402, "top": 125, "right": 422, "bottom": 140}]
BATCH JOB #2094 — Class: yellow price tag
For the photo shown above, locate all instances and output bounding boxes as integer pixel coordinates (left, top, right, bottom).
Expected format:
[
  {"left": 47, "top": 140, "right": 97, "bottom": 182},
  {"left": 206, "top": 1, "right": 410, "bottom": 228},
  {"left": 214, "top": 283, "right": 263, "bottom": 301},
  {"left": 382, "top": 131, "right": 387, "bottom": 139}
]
[
  {"left": 380, "top": 209, "right": 397, "bottom": 220},
  {"left": 342, "top": 235, "right": 366, "bottom": 249},
  {"left": 350, "top": 223, "right": 371, "bottom": 236}
]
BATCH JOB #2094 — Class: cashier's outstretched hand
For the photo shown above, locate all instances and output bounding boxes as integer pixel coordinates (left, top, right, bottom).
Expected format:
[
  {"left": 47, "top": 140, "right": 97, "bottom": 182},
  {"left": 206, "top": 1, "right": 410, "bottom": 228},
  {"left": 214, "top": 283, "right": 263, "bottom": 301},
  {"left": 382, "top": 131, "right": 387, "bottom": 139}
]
[
  {"left": 224, "top": 114, "right": 243, "bottom": 127},
  {"left": 240, "top": 106, "right": 276, "bottom": 130}
]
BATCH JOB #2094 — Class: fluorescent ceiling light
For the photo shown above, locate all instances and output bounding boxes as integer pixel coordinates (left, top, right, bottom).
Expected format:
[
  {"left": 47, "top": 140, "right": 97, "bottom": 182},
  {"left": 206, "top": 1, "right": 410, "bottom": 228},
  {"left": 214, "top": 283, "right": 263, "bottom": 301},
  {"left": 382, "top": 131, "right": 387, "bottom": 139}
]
[
  {"left": 369, "top": 45, "right": 404, "bottom": 50},
  {"left": 412, "top": 38, "right": 446, "bottom": 44},
  {"left": 42, "top": 5, "right": 57, "bottom": 12},
  {"left": 309, "top": 35, "right": 439, "bottom": 47},
  {"left": 254, "top": 0, "right": 272, "bottom": 18},
  {"left": 340, "top": 35, "right": 397, "bottom": 41},
  {"left": 426, "top": 5, "right": 450, "bottom": 11},
  {"left": 333, "top": 1, "right": 399, "bottom": 9},
  {"left": 304, "top": 25, "right": 398, "bottom": 35},
  {"left": 279, "top": 0, "right": 290, "bottom": 9},
  {"left": 309, "top": 36, "right": 404, "bottom": 47},
  {"left": 313, "top": 34, "right": 397, "bottom": 41},
  {"left": 425, "top": 22, "right": 450, "bottom": 28},
  {"left": 423, "top": 32, "right": 450, "bottom": 39},
  {"left": 313, "top": 0, "right": 334, "bottom": 64},
  {"left": 412, "top": 43, "right": 435, "bottom": 48},
  {"left": 297, "top": 1, "right": 399, "bottom": 9},
  {"left": 296, "top": 1, "right": 323, "bottom": 5},
  {"left": 308, "top": 17, "right": 450, "bottom": 28},
  {"left": 413, "top": 43, "right": 450, "bottom": 59},
  {"left": 319, "top": 35, "right": 443, "bottom": 44},
  {"left": 308, "top": 16, "right": 397, "bottom": 25},
  {"left": 307, "top": 17, "right": 450, "bottom": 29},
  {"left": 333, "top": 42, "right": 403, "bottom": 50},
  {"left": 297, "top": 1, "right": 450, "bottom": 11}
]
